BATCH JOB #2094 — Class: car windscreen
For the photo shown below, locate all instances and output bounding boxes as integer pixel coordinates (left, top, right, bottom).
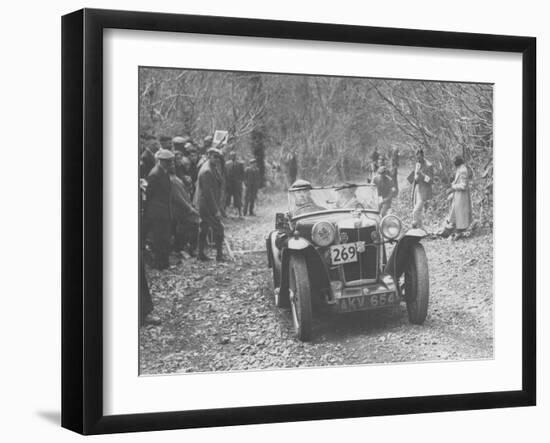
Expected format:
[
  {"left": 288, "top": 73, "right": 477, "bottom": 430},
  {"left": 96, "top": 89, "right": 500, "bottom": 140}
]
[{"left": 288, "top": 184, "right": 379, "bottom": 216}]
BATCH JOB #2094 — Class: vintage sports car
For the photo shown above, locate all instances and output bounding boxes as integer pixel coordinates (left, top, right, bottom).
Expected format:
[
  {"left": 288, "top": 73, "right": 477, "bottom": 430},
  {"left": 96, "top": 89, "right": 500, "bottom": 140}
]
[{"left": 266, "top": 179, "right": 429, "bottom": 341}]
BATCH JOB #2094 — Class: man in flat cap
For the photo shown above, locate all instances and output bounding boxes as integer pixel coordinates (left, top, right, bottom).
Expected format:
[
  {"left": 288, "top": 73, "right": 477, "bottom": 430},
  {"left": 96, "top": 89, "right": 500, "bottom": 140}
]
[
  {"left": 196, "top": 136, "right": 213, "bottom": 173},
  {"left": 243, "top": 158, "right": 262, "bottom": 216},
  {"left": 140, "top": 139, "right": 160, "bottom": 179},
  {"left": 373, "top": 165, "right": 397, "bottom": 217},
  {"left": 159, "top": 134, "right": 173, "bottom": 151},
  {"left": 145, "top": 149, "right": 175, "bottom": 269},
  {"left": 367, "top": 146, "right": 380, "bottom": 181},
  {"left": 201, "top": 135, "right": 213, "bottom": 156},
  {"left": 169, "top": 161, "right": 200, "bottom": 258},
  {"left": 172, "top": 136, "right": 188, "bottom": 154},
  {"left": 194, "top": 148, "right": 226, "bottom": 261},
  {"left": 173, "top": 150, "right": 187, "bottom": 182},
  {"left": 289, "top": 179, "right": 325, "bottom": 216},
  {"left": 406, "top": 148, "right": 434, "bottom": 228},
  {"left": 183, "top": 142, "right": 200, "bottom": 186}
]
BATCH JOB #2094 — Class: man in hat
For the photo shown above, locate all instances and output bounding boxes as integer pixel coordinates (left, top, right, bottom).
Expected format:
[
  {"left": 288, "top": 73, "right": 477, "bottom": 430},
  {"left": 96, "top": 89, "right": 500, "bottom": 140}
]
[
  {"left": 186, "top": 143, "right": 200, "bottom": 185},
  {"left": 173, "top": 139, "right": 197, "bottom": 187},
  {"left": 289, "top": 179, "right": 325, "bottom": 216},
  {"left": 159, "top": 134, "right": 172, "bottom": 151},
  {"left": 335, "top": 183, "right": 363, "bottom": 209},
  {"left": 169, "top": 161, "right": 200, "bottom": 257},
  {"left": 225, "top": 151, "right": 245, "bottom": 216},
  {"left": 390, "top": 146, "right": 400, "bottom": 193},
  {"left": 406, "top": 148, "right": 434, "bottom": 228},
  {"left": 173, "top": 150, "right": 187, "bottom": 182},
  {"left": 365, "top": 146, "right": 380, "bottom": 182},
  {"left": 145, "top": 149, "right": 175, "bottom": 269},
  {"left": 196, "top": 136, "right": 213, "bottom": 172},
  {"left": 201, "top": 135, "right": 213, "bottom": 155},
  {"left": 172, "top": 136, "right": 188, "bottom": 154},
  {"left": 243, "top": 158, "right": 262, "bottom": 216},
  {"left": 373, "top": 166, "right": 397, "bottom": 217},
  {"left": 194, "top": 147, "right": 226, "bottom": 261}
]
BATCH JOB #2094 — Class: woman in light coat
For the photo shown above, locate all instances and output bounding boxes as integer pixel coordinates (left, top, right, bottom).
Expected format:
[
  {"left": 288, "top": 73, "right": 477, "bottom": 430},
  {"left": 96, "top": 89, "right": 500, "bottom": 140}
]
[{"left": 446, "top": 155, "right": 472, "bottom": 237}]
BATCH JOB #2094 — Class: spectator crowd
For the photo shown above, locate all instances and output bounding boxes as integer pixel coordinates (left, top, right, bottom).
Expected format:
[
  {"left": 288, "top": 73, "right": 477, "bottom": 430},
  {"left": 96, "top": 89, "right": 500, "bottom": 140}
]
[{"left": 140, "top": 133, "right": 262, "bottom": 271}]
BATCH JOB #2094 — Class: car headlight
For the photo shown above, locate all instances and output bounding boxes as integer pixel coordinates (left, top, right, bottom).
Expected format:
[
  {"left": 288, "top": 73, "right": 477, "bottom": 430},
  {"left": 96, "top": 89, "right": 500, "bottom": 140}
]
[
  {"left": 311, "top": 221, "right": 336, "bottom": 247},
  {"left": 380, "top": 215, "right": 402, "bottom": 240}
]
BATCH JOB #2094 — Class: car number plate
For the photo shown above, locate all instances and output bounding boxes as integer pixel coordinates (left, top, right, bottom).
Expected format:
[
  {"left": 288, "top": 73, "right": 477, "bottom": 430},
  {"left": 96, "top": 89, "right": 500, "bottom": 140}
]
[
  {"left": 338, "top": 292, "right": 398, "bottom": 312},
  {"left": 330, "top": 242, "right": 363, "bottom": 265}
]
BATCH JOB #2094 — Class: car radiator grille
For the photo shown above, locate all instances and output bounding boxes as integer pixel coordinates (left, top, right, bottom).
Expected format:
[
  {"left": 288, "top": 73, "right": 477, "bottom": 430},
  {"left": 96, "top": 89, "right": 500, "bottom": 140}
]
[{"left": 340, "top": 227, "right": 377, "bottom": 281}]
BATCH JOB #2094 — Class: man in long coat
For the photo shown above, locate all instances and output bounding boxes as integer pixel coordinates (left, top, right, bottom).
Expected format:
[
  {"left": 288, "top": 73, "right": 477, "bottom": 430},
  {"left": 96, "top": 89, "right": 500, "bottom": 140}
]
[
  {"left": 170, "top": 170, "right": 200, "bottom": 256},
  {"left": 184, "top": 143, "right": 200, "bottom": 185},
  {"left": 407, "top": 149, "right": 434, "bottom": 229},
  {"left": 445, "top": 155, "right": 473, "bottom": 238},
  {"left": 159, "top": 134, "right": 172, "bottom": 151},
  {"left": 373, "top": 166, "right": 397, "bottom": 217},
  {"left": 139, "top": 139, "right": 159, "bottom": 178},
  {"left": 145, "top": 149, "right": 174, "bottom": 269},
  {"left": 243, "top": 159, "right": 262, "bottom": 216},
  {"left": 225, "top": 151, "right": 245, "bottom": 216},
  {"left": 194, "top": 148, "right": 226, "bottom": 261}
]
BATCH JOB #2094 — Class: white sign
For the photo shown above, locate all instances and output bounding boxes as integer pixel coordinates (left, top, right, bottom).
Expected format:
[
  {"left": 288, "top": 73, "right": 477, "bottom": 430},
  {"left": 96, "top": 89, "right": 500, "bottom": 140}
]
[{"left": 213, "top": 130, "right": 229, "bottom": 147}]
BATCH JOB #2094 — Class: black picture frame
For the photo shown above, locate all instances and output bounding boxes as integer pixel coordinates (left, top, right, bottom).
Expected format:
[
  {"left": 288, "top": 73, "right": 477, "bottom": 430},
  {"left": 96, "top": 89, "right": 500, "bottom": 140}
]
[{"left": 61, "top": 8, "right": 536, "bottom": 435}]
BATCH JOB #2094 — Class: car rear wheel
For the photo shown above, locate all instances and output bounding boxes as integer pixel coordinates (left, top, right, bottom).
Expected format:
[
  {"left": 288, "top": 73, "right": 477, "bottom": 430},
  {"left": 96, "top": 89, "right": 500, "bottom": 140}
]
[
  {"left": 289, "top": 254, "right": 313, "bottom": 341},
  {"left": 405, "top": 243, "right": 429, "bottom": 324}
]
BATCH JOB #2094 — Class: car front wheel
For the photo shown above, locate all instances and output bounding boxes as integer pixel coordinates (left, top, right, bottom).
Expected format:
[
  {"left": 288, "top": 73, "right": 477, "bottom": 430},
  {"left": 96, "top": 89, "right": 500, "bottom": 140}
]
[
  {"left": 405, "top": 243, "right": 429, "bottom": 324},
  {"left": 271, "top": 258, "right": 288, "bottom": 308},
  {"left": 289, "top": 254, "right": 313, "bottom": 341}
]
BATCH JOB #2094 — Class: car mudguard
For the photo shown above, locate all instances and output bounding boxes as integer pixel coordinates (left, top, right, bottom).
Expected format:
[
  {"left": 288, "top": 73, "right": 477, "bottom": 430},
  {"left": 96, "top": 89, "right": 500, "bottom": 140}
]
[
  {"left": 278, "top": 243, "right": 331, "bottom": 306},
  {"left": 287, "top": 237, "right": 309, "bottom": 250},
  {"left": 266, "top": 232, "right": 274, "bottom": 268},
  {"left": 384, "top": 228, "right": 427, "bottom": 280},
  {"left": 267, "top": 231, "right": 285, "bottom": 270}
]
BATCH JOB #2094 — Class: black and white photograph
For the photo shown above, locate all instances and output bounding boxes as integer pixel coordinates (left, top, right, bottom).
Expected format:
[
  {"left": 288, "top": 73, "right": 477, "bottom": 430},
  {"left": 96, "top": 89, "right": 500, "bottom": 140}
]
[
  {"left": 138, "top": 68, "right": 494, "bottom": 375},
  {"left": 0, "top": 0, "right": 545, "bottom": 439}
]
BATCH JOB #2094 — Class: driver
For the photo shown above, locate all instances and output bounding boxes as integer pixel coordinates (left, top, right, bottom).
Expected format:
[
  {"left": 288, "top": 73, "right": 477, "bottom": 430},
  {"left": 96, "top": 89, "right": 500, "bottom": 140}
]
[
  {"left": 290, "top": 179, "right": 325, "bottom": 216},
  {"left": 335, "top": 183, "right": 364, "bottom": 209}
]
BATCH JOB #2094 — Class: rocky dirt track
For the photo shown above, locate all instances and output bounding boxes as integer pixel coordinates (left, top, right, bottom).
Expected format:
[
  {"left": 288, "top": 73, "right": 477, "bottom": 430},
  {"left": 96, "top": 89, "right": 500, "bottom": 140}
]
[{"left": 140, "top": 187, "right": 493, "bottom": 375}]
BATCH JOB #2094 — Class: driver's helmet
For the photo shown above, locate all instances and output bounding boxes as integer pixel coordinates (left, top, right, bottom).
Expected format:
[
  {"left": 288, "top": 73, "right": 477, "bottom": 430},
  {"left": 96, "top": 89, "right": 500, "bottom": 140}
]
[{"left": 289, "top": 179, "right": 313, "bottom": 192}]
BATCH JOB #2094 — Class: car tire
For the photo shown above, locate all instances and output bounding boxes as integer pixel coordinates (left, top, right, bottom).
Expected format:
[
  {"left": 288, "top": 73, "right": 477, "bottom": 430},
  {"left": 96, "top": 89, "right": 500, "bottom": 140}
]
[
  {"left": 271, "top": 257, "right": 288, "bottom": 308},
  {"left": 405, "top": 243, "right": 429, "bottom": 324},
  {"left": 289, "top": 254, "right": 313, "bottom": 341}
]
